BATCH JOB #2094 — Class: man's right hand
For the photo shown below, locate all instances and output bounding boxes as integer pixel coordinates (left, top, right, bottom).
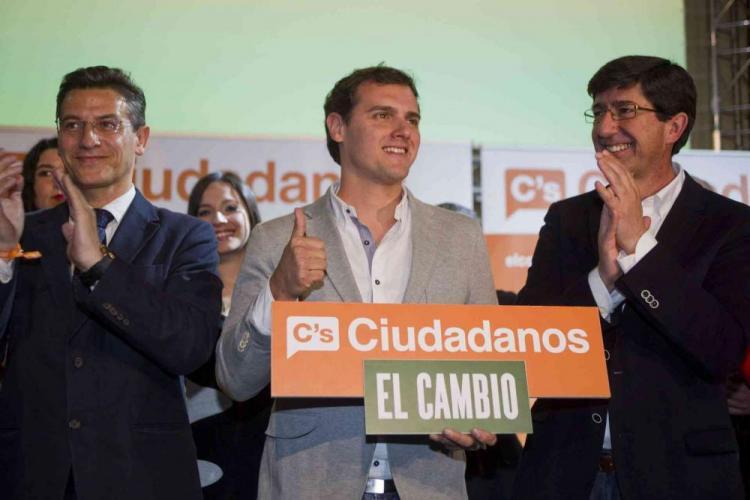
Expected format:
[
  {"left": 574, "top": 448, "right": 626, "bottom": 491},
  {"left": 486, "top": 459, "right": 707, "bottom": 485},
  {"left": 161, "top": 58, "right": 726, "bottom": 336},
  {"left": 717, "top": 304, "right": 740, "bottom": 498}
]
[
  {"left": 0, "top": 150, "right": 25, "bottom": 252},
  {"left": 269, "top": 208, "right": 327, "bottom": 301}
]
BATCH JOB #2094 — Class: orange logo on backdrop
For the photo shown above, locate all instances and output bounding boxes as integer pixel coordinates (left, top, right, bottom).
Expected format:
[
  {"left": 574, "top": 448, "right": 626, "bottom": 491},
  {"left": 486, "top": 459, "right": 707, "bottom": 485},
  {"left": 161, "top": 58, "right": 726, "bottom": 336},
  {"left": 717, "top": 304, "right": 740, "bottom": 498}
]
[
  {"left": 505, "top": 169, "right": 565, "bottom": 217},
  {"left": 271, "top": 302, "right": 609, "bottom": 399}
]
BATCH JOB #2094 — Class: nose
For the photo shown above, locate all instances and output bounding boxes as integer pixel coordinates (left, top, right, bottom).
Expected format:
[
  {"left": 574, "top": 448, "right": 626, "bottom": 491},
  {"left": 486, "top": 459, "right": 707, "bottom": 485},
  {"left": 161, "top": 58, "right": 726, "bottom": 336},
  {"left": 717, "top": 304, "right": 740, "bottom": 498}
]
[
  {"left": 80, "top": 122, "right": 101, "bottom": 148},
  {"left": 595, "top": 109, "right": 619, "bottom": 137},
  {"left": 212, "top": 210, "right": 228, "bottom": 224},
  {"left": 391, "top": 117, "right": 412, "bottom": 139}
]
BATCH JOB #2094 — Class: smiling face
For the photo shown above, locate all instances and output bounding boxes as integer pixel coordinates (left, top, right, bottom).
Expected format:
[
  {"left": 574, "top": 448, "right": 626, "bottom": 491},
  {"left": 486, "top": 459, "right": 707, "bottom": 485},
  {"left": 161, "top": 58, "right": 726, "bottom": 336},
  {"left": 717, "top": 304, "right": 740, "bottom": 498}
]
[
  {"left": 57, "top": 87, "right": 149, "bottom": 204},
  {"left": 591, "top": 83, "right": 679, "bottom": 184},
  {"left": 327, "top": 82, "right": 420, "bottom": 188},
  {"left": 33, "top": 148, "right": 66, "bottom": 209},
  {"left": 196, "top": 181, "right": 252, "bottom": 257}
]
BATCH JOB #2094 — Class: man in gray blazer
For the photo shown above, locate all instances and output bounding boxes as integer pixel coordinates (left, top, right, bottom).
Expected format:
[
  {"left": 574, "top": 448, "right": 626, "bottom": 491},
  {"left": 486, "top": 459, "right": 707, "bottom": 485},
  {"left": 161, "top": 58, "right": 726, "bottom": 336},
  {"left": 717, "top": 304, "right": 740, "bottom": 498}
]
[{"left": 216, "top": 65, "right": 498, "bottom": 499}]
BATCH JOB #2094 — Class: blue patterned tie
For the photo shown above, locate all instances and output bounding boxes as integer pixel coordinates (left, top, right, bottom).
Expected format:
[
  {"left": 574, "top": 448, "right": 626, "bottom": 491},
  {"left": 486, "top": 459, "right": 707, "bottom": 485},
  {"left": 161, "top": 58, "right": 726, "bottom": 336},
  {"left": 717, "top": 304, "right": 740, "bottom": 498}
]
[{"left": 94, "top": 209, "right": 114, "bottom": 245}]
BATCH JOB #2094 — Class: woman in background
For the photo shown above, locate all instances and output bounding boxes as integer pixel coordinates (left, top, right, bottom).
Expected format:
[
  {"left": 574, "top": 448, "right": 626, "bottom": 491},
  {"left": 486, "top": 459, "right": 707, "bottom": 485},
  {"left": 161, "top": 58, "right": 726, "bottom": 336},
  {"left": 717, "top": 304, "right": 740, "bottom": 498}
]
[
  {"left": 21, "top": 137, "right": 65, "bottom": 211},
  {"left": 1, "top": 138, "right": 65, "bottom": 385},
  {"left": 186, "top": 172, "right": 271, "bottom": 499}
]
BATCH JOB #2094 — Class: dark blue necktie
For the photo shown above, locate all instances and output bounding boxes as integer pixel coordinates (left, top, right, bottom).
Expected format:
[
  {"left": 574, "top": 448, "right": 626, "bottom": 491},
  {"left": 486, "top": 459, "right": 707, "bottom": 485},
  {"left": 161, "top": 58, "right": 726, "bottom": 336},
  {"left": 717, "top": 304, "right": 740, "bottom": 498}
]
[{"left": 95, "top": 209, "right": 114, "bottom": 245}]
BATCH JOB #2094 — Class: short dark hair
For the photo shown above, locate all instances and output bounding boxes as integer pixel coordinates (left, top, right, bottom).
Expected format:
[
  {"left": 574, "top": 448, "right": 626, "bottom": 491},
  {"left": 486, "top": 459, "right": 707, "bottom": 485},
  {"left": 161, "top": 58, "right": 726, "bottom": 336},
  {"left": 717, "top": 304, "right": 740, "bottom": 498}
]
[
  {"left": 187, "top": 172, "right": 261, "bottom": 230},
  {"left": 324, "top": 64, "right": 419, "bottom": 164},
  {"left": 22, "top": 137, "right": 58, "bottom": 211},
  {"left": 587, "top": 56, "right": 696, "bottom": 155},
  {"left": 56, "top": 66, "right": 147, "bottom": 130}
]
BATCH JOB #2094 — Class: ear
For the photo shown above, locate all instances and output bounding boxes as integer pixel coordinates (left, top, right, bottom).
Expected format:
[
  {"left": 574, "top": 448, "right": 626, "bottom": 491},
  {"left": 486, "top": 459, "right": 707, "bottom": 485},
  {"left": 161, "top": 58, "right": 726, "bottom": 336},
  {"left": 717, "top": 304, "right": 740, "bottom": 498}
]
[
  {"left": 326, "top": 113, "right": 345, "bottom": 143},
  {"left": 664, "top": 112, "right": 688, "bottom": 147},
  {"left": 134, "top": 125, "right": 151, "bottom": 156}
]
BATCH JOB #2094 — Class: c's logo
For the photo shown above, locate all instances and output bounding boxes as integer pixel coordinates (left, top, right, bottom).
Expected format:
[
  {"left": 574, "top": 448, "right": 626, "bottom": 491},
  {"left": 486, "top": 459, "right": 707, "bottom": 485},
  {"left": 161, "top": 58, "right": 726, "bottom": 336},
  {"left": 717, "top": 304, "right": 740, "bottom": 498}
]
[
  {"left": 286, "top": 316, "right": 340, "bottom": 359},
  {"left": 505, "top": 169, "right": 565, "bottom": 217}
]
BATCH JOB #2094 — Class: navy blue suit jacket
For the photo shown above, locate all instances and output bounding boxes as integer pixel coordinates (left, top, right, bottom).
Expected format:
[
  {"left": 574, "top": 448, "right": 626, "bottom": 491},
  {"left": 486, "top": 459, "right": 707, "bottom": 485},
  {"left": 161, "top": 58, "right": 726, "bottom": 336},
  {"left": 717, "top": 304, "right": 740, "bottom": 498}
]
[
  {"left": 0, "top": 190, "right": 223, "bottom": 499},
  {"left": 512, "top": 174, "right": 750, "bottom": 499}
]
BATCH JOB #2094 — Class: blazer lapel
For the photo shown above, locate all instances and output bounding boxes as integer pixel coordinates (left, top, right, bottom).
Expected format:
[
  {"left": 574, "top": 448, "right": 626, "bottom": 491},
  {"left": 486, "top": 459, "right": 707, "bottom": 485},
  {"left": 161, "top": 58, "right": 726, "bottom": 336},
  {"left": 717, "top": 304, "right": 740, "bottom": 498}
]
[
  {"left": 305, "top": 192, "right": 362, "bottom": 303},
  {"left": 108, "top": 191, "right": 160, "bottom": 263},
  {"left": 652, "top": 173, "right": 705, "bottom": 260},
  {"left": 402, "top": 195, "right": 439, "bottom": 304}
]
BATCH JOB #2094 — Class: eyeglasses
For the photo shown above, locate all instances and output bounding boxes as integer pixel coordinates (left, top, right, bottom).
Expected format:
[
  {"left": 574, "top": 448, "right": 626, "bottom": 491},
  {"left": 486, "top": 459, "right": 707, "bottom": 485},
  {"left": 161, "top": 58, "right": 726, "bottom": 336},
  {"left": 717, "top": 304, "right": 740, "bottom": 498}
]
[
  {"left": 584, "top": 103, "right": 661, "bottom": 124},
  {"left": 56, "top": 117, "right": 130, "bottom": 137}
]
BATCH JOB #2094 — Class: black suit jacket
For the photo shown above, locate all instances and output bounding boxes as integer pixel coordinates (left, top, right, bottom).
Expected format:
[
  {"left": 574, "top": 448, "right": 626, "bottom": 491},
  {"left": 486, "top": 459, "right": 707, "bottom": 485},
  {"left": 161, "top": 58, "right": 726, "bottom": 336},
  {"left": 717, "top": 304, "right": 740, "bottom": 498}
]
[
  {"left": 512, "top": 174, "right": 750, "bottom": 500},
  {"left": 0, "top": 191, "right": 223, "bottom": 500}
]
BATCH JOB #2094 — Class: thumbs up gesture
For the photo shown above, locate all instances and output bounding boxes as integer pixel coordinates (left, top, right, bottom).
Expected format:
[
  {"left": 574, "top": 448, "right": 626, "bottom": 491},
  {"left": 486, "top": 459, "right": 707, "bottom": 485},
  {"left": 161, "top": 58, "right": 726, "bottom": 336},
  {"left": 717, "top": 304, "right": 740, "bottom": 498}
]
[{"left": 269, "top": 208, "right": 327, "bottom": 300}]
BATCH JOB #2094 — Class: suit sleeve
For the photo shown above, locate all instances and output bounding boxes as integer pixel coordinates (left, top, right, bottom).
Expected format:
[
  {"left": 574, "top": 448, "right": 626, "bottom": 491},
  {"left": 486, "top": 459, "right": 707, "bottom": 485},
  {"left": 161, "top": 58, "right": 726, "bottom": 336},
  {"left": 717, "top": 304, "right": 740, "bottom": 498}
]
[
  {"left": 614, "top": 217, "right": 750, "bottom": 380},
  {"left": 216, "top": 220, "right": 287, "bottom": 401},
  {"left": 72, "top": 219, "right": 223, "bottom": 376}
]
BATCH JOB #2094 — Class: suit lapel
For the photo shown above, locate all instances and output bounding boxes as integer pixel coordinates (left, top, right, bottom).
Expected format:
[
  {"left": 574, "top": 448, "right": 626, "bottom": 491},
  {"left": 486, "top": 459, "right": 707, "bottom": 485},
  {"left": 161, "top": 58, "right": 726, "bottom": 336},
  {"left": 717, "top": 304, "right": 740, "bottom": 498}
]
[
  {"left": 305, "top": 192, "right": 362, "bottom": 302},
  {"left": 108, "top": 191, "right": 160, "bottom": 263},
  {"left": 652, "top": 173, "right": 705, "bottom": 259},
  {"left": 402, "top": 195, "right": 438, "bottom": 304}
]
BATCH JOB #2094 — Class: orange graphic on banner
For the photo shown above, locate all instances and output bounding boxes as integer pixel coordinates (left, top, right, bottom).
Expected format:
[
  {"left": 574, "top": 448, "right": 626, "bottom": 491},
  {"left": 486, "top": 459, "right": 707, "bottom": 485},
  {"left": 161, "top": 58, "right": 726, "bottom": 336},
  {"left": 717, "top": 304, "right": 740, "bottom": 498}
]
[
  {"left": 271, "top": 302, "right": 608, "bottom": 399},
  {"left": 505, "top": 168, "right": 565, "bottom": 217},
  {"left": 485, "top": 234, "right": 538, "bottom": 293}
]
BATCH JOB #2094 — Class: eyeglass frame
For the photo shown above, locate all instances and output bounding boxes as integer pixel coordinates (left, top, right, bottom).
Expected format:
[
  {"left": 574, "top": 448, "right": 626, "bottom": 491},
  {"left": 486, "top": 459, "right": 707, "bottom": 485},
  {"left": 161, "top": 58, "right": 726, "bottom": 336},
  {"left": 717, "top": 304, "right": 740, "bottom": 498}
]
[
  {"left": 55, "top": 116, "right": 133, "bottom": 138},
  {"left": 583, "top": 102, "right": 663, "bottom": 124}
]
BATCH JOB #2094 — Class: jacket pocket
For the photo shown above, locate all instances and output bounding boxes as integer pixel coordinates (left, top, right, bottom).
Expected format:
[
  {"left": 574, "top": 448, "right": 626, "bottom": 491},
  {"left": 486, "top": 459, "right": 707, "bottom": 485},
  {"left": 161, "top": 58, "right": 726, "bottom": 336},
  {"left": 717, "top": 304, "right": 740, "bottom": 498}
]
[{"left": 265, "top": 412, "right": 318, "bottom": 439}]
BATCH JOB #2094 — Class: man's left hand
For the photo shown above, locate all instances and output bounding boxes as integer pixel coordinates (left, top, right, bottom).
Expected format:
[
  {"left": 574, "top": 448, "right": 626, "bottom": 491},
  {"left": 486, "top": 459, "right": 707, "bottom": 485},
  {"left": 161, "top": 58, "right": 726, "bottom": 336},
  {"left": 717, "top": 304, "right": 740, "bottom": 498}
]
[
  {"left": 594, "top": 150, "right": 650, "bottom": 255},
  {"left": 727, "top": 376, "right": 750, "bottom": 415},
  {"left": 429, "top": 427, "right": 497, "bottom": 451},
  {"left": 52, "top": 169, "right": 102, "bottom": 271}
]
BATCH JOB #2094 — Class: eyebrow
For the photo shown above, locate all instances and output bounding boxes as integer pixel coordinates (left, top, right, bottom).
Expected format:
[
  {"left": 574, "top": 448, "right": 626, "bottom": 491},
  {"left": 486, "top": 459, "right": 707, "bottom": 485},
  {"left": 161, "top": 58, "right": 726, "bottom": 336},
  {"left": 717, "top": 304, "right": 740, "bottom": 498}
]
[
  {"left": 366, "top": 105, "right": 421, "bottom": 120},
  {"left": 59, "top": 113, "right": 120, "bottom": 121}
]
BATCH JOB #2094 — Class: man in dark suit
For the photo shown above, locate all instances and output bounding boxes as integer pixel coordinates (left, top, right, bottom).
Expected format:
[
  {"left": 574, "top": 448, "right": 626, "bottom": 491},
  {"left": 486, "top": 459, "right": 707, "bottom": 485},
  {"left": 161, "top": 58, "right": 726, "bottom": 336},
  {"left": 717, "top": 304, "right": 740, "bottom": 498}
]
[
  {"left": 0, "top": 66, "right": 222, "bottom": 499},
  {"left": 512, "top": 56, "right": 750, "bottom": 499}
]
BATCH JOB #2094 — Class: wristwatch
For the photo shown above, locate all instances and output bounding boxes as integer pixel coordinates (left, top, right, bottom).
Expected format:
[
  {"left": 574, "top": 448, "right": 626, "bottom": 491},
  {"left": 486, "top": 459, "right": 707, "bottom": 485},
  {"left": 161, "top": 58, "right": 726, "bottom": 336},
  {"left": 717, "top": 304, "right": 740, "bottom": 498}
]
[{"left": 78, "top": 245, "right": 115, "bottom": 287}]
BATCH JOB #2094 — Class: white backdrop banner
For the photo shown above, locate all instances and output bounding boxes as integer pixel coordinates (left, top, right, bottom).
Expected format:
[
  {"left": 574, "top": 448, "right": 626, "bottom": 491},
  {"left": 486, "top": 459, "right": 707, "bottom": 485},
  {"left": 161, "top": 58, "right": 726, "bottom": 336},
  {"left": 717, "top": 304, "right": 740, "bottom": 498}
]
[
  {"left": 481, "top": 147, "right": 750, "bottom": 292},
  {"left": 0, "top": 127, "right": 473, "bottom": 221}
]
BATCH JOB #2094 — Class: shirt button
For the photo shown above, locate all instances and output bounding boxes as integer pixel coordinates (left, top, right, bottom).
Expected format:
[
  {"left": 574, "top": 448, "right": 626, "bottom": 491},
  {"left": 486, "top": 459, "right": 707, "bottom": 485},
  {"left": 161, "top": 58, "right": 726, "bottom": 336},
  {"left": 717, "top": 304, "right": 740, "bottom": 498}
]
[
  {"left": 364, "top": 240, "right": 370, "bottom": 246},
  {"left": 69, "top": 419, "right": 81, "bottom": 430},
  {"left": 373, "top": 460, "right": 380, "bottom": 467},
  {"left": 73, "top": 356, "right": 84, "bottom": 368},
  {"left": 592, "top": 413, "right": 603, "bottom": 424},
  {"left": 374, "top": 279, "right": 381, "bottom": 285}
]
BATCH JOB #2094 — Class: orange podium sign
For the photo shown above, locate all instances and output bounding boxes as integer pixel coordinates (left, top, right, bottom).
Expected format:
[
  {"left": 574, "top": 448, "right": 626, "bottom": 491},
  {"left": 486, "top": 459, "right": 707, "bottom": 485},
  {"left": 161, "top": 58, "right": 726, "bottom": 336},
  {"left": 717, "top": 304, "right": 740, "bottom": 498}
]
[{"left": 271, "top": 302, "right": 609, "bottom": 399}]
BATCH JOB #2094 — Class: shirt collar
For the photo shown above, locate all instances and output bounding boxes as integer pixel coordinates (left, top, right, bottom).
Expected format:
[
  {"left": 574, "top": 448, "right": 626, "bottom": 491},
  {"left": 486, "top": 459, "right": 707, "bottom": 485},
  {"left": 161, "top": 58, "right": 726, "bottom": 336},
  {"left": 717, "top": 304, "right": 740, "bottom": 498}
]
[
  {"left": 329, "top": 182, "right": 409, "bottom": 226},
  {"left": 642, "top": 163, "right": 684, "bottom": 219},
  {"left": 100, "top": 185, "right": 136, "bottom": 224}
]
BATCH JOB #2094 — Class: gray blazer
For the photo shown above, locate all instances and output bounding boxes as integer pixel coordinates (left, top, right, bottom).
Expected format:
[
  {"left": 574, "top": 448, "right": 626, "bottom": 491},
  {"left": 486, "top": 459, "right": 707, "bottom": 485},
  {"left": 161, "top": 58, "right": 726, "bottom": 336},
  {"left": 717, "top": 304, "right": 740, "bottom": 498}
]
[{"left": 216, "top": 190, "right": 497, "bottom": 500}]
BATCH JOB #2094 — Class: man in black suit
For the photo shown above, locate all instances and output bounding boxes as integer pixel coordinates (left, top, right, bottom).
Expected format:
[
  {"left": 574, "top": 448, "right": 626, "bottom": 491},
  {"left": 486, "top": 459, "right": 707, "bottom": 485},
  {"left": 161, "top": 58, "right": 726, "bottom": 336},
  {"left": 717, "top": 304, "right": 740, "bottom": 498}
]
[
  {"left": 0, "top": 67, "right": 222, "bottom": 499},
  {"left": 512, "top": 56, "right": 750, "bottom": 499}
]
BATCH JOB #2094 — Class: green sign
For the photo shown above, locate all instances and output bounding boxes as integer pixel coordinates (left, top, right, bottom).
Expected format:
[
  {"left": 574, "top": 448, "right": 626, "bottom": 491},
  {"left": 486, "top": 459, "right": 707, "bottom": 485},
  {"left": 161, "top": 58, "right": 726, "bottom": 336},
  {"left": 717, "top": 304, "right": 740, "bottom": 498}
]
[{"left": 364, "top": 360, "right": 532, "bottom": 435}]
